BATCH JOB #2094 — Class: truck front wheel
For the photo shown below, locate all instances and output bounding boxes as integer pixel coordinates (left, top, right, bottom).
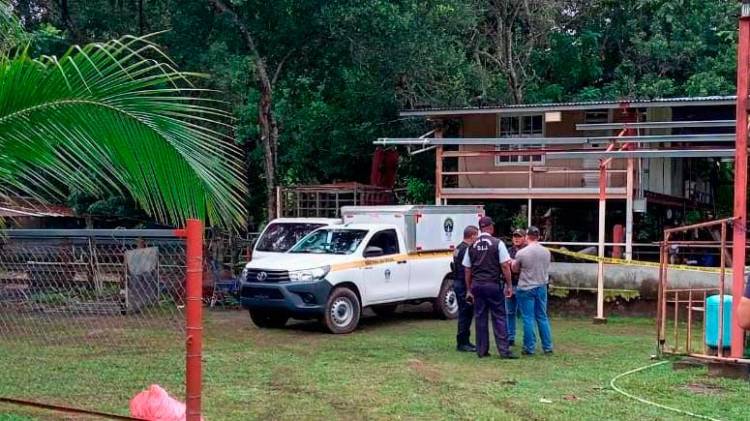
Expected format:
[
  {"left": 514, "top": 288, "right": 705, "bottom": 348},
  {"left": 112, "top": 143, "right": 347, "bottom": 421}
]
[
  {"left": 433, "top": 278, "right": 459, "bottom": 320},
  {"left": 323, "top": 287, "right": 361, "bottom": 334},
  {"left": 249, "top": 310, "right": 289, "bottom": 328}
]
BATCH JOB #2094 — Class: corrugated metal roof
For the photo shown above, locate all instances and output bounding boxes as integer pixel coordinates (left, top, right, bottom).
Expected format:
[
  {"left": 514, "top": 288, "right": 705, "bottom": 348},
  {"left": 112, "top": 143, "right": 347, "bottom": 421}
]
[{"left": 400, "top": 95, "right": 737, "bottom": 117}]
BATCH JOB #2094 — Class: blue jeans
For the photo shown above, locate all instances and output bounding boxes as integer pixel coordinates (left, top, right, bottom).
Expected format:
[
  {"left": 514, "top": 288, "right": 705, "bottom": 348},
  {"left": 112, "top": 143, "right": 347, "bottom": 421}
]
[
  {"left": 516, "top": 285, "right": 553, "bottom": 354},
  {"left": 506, "top": 287, "right": 518, "bottom": 342}
]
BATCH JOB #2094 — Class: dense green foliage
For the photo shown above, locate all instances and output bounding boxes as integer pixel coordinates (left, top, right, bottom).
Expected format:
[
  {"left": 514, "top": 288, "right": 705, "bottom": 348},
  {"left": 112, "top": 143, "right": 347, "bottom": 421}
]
[
  {"left": 8, "top": 0, "right": 741, "bottom": 226},
  {"left": 0, "top": 7, "right": 247, "bottom": 228}
]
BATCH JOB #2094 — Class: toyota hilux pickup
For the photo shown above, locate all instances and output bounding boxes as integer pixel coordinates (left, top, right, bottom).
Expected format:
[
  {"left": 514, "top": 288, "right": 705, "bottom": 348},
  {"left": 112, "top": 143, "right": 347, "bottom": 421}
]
[{"left": 239, "top": 205, "right": 484, "bottom": 333}]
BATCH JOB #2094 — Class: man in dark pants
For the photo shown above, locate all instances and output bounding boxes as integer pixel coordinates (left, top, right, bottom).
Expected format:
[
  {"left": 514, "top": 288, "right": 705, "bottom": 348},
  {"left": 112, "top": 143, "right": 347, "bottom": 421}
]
[
  {"left": 462, "top": 216, "right": 518, "bottom": 359},
  {"left": 452, "top": 225, "right": 479, "bottom": 352},
  {"left": 507, "top": 228, "right": 526, "bottom": 347}
]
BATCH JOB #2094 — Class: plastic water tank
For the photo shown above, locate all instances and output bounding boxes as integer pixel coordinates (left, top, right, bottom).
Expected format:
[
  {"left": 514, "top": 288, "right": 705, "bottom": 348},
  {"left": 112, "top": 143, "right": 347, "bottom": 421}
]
[{"left": 705, "top": 295, "right": 732, "bottom": 349}]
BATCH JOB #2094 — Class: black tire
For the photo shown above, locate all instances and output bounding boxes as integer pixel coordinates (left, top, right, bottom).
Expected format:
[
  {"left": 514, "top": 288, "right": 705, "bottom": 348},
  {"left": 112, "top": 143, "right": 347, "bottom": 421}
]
[
  {"left": 371, "top": 303, "right": 398, "bottom": 317},
  {"left": 323, "top": 287, "right": 361, "bottom": 334},
  {"left": 249, "top": 310, "right": 289, "bottom": 328},
  {"left": 433, "top": 278, "right": 459, "bottom": 320}
]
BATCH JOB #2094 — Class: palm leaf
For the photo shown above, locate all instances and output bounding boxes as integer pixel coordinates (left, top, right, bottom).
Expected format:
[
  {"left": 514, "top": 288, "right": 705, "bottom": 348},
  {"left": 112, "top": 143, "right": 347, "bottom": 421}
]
[{"left": 0, "top": 34, "right": 247, "bottom": 228}]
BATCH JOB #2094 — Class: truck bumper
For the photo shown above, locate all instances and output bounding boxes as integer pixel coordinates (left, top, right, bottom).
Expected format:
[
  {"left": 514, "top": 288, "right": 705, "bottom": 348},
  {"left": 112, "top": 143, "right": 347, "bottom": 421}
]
[{"left": 239, "top": 279, "right": 332, "bottom": 318}]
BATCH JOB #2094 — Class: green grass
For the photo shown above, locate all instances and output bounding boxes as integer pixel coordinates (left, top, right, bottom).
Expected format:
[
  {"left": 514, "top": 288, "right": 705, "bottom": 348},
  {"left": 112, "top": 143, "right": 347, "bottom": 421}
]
[{"left": 1, "top": 308, "right": 748, "bottom": 420}]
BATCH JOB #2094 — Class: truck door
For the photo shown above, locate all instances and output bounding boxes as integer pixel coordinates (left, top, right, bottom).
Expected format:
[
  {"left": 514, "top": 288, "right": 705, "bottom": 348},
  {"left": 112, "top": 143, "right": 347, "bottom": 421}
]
[{"left": 362, "top": 229, "right": 409, "bottom": 302}]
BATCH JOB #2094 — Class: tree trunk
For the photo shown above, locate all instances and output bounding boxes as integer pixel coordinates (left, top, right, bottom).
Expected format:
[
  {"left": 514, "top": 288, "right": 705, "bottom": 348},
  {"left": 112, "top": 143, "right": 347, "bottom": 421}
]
[
  {"left": 258, "top": 82, "right": 277, "bottom": 220},
  {"left": 209, "top": 0, "right": 280, "bottom": 220},
  {"left": 138, "top": 0, "right": 145, "bottom": 35},
  {"left": 59, "top": 0, "right": 80, "bottom": 41}
]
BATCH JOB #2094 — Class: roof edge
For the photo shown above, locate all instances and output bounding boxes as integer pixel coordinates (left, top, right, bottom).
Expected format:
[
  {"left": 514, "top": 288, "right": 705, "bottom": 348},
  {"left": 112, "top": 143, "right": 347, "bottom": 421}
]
[{"left": 400, "top": 96, "right": 737, "bottom": 117}]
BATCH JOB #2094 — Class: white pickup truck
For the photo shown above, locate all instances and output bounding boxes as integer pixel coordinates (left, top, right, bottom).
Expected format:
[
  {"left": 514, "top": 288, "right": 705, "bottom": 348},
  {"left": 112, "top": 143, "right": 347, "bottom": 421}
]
[{"left": 239, "top": 205, "right": 484, "bottom": 333}]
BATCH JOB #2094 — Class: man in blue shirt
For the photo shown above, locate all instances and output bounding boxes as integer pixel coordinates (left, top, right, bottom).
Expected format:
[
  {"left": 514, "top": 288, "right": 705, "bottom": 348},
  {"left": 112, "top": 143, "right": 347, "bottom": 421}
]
[{"left": 462, "top": 216, "right": 517, "bottom": 359}]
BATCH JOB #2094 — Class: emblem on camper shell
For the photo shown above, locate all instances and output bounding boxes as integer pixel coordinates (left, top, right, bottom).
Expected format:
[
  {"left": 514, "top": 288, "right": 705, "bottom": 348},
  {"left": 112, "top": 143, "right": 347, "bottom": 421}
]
[{"left": 256, "top": 271, "right": 268, "bottom": 282}]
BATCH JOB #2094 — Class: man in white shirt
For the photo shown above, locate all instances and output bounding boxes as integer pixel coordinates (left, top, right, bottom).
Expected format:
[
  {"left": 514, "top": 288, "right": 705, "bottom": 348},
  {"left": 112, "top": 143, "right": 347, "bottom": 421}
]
[{"left": 462, "top": 216, "right": 517, "bottom": 359}]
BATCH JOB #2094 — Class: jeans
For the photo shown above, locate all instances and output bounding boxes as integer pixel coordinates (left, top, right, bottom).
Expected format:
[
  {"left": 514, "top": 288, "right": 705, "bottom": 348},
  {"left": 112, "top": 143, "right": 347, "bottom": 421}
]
[
  {"left": 453, "top": 282, "right": 474, "bottom": 347},
  {"left": 471, "top": 281, "right": 510, "bottom": 357},
  {"left": 516, "top": 285, "right": 553, "bottom": 354},
  {"left": 506, "top": 287, "right": 518, "bottom": 342}
]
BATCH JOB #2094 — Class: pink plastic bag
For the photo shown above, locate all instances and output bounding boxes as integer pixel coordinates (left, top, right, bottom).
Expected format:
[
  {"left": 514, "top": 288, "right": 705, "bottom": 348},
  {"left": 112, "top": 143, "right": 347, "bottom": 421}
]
[{"left": 130, "top": 384, "right": 202, "bottom": 421}]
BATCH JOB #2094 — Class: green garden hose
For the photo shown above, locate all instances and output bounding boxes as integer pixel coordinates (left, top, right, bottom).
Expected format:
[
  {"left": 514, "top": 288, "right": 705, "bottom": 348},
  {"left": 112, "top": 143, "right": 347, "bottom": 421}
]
[{"left": 609, "top": 360, "right": 722, "bottom": 421}]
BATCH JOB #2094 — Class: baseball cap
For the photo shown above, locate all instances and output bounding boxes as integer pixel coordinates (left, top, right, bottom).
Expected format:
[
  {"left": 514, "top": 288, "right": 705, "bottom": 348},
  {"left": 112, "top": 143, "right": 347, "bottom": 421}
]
[
  {"left": 527, "top": 226, "right": 541, "bottom": 237},
  {"left": 478, "top": 216, "right": 494, "bottom": 228},
  {"left": 512, "top": 228, "right": 526, "bottom": 237}
]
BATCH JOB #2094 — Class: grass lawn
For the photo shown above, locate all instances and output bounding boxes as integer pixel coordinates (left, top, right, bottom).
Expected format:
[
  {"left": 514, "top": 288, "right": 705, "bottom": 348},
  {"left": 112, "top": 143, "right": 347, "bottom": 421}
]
[{"left": 1, "top": 306, "right": 748, "bottom": 420}]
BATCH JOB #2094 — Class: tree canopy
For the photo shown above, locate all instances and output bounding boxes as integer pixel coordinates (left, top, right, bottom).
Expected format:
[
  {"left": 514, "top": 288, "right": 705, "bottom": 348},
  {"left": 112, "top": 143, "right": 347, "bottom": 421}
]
[{"left": 7, "top": 0, "right": 741, "bottom": 227}]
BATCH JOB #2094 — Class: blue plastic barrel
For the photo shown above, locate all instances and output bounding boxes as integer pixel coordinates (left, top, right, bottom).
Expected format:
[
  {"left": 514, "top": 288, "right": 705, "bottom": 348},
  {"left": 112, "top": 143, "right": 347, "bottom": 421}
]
[{"left": 705, "top": 295, "right": 732, "bottom": 349}]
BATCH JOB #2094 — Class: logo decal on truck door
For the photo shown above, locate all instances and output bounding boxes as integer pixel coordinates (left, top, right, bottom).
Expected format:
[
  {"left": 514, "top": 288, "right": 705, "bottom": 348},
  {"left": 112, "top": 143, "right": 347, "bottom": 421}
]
[{"left": 443, "top": 217, "right": 454, "bottom": 241}]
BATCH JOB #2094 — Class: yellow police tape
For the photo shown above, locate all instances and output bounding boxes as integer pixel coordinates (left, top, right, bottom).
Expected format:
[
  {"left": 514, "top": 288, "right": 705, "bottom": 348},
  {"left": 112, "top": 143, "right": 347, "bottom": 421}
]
[{"left": 549, "top": 247, "right": 731, "bottom": 274}]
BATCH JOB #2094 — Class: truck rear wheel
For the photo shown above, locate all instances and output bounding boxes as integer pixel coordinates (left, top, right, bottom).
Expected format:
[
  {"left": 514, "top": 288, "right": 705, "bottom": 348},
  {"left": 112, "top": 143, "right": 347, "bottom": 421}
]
[
  {"left": 433, "top": 278, "right": 459, "bottom": 320},
  {"left": 249, "top": 310, "right": 289, "bottom": 328},
  {"left": 323, "top": 287, "right": 361, "bottom": 334}
]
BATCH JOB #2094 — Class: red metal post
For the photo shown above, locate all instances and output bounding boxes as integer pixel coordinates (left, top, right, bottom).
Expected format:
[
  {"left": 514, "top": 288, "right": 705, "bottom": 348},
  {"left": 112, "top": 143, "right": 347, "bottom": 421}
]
[
  {"left": 732, "top": 2, "right": 750, "bottom": 359},
  {"left": 185, "top": 219, "right": 204, "bottom": 421}
]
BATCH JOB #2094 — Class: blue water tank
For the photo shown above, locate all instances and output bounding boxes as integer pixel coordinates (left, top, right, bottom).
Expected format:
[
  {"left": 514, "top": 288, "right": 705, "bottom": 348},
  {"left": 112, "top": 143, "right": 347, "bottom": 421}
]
[{"left": 705, "top": 295, "right": 732, "bottom": 349}]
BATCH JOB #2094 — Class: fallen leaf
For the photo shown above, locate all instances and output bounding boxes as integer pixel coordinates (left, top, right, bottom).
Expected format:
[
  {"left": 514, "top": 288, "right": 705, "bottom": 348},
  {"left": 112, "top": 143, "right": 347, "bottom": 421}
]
[{"left": 563, "top": 395, "right": 578, "bottom": 401}]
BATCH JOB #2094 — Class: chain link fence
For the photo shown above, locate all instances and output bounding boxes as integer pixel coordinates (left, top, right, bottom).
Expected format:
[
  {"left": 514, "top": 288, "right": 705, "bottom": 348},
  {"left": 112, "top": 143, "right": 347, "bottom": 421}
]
[{"left": 0, "top": 229, "right": 196, "bottom": 417}]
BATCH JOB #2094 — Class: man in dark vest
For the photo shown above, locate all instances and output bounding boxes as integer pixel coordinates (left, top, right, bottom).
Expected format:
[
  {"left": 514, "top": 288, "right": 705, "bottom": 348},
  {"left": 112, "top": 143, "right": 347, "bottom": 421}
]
[
  {"left": 452, "top": 225, "right": 479, "bottom": 352},
  {"left": 462, "top": 216, "right": 518, "bottom": 359}
]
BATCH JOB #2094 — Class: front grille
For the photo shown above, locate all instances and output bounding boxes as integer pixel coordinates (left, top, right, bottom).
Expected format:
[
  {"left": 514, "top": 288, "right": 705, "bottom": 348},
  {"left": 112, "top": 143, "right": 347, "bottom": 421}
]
[
  {"left": 245, "top": 268, "right": 289, "bottom": 283},
  {"left": 241, "top": 286, "right": 284, "bottom": 300}
]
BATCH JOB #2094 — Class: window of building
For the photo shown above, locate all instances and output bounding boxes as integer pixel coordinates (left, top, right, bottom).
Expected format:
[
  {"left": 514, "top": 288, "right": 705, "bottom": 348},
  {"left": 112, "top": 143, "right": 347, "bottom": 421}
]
[
  {"left": 584, "top": 111, "right": 609, "bottom": 124},
  {"left": 496, "top": 114, "right": 544, "bottom": 166}
]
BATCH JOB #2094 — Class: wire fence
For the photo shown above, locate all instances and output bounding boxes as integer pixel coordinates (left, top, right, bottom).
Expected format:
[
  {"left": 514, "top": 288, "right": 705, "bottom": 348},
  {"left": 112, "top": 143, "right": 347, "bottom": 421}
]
[{"left": 0, "top": 229, "right": 196, "bottom": 418}]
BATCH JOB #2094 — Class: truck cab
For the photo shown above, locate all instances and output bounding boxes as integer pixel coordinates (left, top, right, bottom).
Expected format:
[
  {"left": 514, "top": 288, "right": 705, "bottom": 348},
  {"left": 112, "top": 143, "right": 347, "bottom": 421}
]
[
  {"left": 251, "top": 218, "right": 341, "bottom": 261},
  {"left": 240, "top": 205, "right": 483, "bottom": 333}
]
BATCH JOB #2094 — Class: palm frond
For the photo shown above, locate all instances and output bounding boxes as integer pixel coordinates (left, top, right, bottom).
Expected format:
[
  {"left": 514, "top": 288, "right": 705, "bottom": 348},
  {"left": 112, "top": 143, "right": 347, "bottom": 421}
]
[{"left": 0, "top": 34, "right": 247, "bottom": 228}]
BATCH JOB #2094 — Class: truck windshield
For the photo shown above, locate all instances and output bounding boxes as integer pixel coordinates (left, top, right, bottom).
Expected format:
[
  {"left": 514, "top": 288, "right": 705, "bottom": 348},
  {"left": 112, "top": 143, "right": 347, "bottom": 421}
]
[
  {"left": 255, "top": 223, "right": 327, "bottom": 252},
  {"left": 289, "top": 229, "right": 368, "bottom": 255}
]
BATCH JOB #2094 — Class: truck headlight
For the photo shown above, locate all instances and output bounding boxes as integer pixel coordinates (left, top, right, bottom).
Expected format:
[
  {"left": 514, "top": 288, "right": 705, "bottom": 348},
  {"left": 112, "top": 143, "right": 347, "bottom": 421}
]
[
  {"left": 239, "top": 267, "right": 250, "bottom": 283},
  {"left": 289, "top": 266, "right": 330, "bottom": 282}
]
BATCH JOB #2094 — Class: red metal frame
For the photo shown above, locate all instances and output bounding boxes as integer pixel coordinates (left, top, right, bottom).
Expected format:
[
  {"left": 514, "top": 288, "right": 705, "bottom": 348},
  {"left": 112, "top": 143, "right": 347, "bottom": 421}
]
[
  {"left": 175, "top": 219, "right": 204, "bottom": 421},
  {"left": 656, "top": 218, "right": 746, "bottom": 362},
  {"left": 732, "top": 3, "right": 750, "bottom": 359}
]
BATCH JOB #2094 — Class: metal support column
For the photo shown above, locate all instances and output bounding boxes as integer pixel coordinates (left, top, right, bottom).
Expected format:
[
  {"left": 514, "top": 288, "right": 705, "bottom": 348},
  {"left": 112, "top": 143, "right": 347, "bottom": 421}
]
[
  {"left": 527, "top": 198, "right": 533, "bottom": 227},
  {"left": 731, "top": 0, "right": 750, "bottom": 359},
  {"left": 435, "top": 128, "right": 444, "bottom": 205},
  {"left": 625, "top": 157, "right": 634, "bottom": 260},
  {"left": 595, "top": 160, "right": 607, "bottom": 323}
]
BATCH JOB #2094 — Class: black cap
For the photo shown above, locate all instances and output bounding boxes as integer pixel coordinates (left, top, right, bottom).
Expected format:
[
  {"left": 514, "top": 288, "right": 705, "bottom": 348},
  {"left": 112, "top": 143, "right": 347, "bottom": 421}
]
[
  {"left": 527, "top": 226, "right": 541, "bottom": 237},
  {"left": 478, "top": 216, "right": 494, "bottom": 228},
  {"left": 512, "top": 228, "right": 526, "bottom": 237}
]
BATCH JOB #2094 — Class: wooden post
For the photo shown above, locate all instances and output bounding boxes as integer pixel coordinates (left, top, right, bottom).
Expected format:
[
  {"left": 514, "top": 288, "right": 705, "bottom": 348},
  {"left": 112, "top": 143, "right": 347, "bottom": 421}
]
[{"left": 275, "top": 186, "right": 282, "bottom": 218}]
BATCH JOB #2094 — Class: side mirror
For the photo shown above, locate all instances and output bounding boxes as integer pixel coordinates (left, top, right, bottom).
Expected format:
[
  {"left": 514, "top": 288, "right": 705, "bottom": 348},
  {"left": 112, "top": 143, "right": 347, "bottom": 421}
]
[{"left": 364, "top": 246, "right": 384, "bottom": 258}]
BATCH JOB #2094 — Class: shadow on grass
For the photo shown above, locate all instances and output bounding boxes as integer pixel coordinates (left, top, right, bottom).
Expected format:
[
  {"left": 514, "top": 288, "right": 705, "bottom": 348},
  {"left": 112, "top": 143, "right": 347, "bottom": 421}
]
[{"left": 284, "top": 303, "right": 441, "bottom": 333}]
